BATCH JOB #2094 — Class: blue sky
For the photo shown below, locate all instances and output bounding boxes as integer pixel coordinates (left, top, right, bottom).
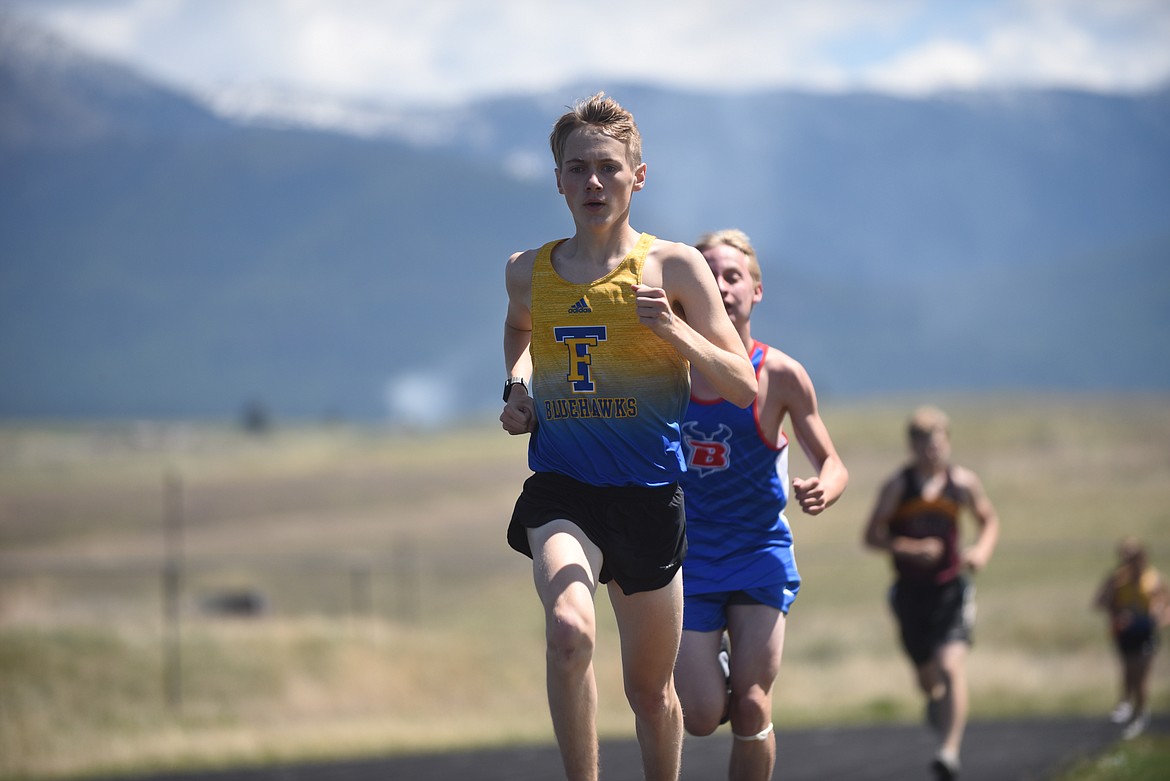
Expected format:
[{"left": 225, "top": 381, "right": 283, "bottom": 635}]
[{"left": 6, "top": 0, "right": 1170, "bottom": 109}]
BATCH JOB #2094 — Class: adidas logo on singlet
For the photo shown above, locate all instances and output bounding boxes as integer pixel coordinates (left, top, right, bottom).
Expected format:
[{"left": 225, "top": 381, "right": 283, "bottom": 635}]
[{"left": 568, "top": 297, "right": 592, "bottom": 314}]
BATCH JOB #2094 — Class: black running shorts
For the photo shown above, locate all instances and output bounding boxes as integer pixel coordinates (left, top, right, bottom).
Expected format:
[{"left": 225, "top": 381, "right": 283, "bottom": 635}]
[
  {"left": 507, "top": 471, "right": 687, "bottom": 595},
  {"left": 889, "top": 575, "right": 974, "bottom": 665},
  {"left": 1115, "top": 615, "right": 1159, "bottom": 657}
]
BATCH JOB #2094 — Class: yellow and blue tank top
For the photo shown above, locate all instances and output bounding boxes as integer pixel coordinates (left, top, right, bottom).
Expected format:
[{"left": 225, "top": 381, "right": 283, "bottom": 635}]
[
  {"left": 1110, "top": 566, "right": 1163, "bottom": 617},
  {"left": 528, "top": 233, "right": 690, "bottom": 487},
  {"left": 679, "top": 341, "right": 797, "bottom": 592}
]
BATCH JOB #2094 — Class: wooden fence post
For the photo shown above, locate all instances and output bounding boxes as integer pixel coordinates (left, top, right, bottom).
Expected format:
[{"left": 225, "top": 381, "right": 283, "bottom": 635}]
[{"left": 162, "top": 470, "right": 184, "bottom": 711}]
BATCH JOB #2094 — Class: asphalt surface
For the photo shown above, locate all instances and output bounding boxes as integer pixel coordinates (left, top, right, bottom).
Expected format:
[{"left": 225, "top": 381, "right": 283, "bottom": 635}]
[{"left": 89, "top": 714, "right": 1165, "bottom": 781}]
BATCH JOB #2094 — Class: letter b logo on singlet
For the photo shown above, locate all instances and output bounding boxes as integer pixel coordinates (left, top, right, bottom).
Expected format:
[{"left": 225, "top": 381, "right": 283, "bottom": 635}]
[
  {"left": 554, "top": 325, "right": 607, "bottom": 393},
  {"left": 682, "top": 422, "right": 733, "bottom": 476}
]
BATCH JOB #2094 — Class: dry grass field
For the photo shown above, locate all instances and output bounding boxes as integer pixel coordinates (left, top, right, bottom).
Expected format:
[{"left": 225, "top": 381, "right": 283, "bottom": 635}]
[{"left": 1, "top": 394, "right": 1168, "bottom": 779}]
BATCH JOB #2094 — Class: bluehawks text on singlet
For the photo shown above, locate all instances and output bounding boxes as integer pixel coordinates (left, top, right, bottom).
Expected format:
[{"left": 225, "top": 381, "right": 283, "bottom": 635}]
[{"left": 544, "top": 397, "right": 639, "bottom": 420}]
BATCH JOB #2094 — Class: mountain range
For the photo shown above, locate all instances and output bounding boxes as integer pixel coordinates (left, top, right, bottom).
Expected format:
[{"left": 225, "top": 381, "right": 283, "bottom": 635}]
[{"left": 2, "top": 11, "right": 1168, "bottom": 424}]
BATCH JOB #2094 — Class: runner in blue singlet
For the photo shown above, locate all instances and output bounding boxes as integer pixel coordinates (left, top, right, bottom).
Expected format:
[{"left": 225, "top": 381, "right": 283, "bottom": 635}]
[{"left": 674, "top": 229, "right": 849, "bottom": 781}]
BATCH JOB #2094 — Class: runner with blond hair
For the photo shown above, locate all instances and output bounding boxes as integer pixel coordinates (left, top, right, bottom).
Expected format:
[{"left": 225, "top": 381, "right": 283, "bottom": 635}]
[
  {"left": 863, "top": 405, "right": 1000, "bottom": 781},
  {"left": 674, "top": 228, "right": 848, "bottom": 781},
  {"left": 501, "top": 94, "right": 756, "bottom": 781}
]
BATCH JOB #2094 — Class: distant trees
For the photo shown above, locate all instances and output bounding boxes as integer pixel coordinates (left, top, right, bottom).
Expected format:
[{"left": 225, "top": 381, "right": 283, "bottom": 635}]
[{"left": 240, "top": 399, "right": 271, "bottom": 435}]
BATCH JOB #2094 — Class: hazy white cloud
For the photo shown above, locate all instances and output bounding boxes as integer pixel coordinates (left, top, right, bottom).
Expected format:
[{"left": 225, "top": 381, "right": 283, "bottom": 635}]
[
  {"left": 383, "top": 370, "right": 457, "bottom": 429},
  {"left": 859, "top": 0, "right": 1170, "bottom": 94},
  {"left": 7, "top": 0, "right": 1169, "bottom": 105}
]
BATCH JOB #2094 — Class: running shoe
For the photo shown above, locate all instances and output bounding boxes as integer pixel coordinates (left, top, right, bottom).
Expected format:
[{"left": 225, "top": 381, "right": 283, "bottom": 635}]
[
  {"left": 931, "top": 750, "right": 960, "bottom": 781},
  {"left": 1122, "top": 711, "right": 1149, "bottom": 740},
  {"left": 1109, "top": 701, "right": 1133, "bottom": 724}
]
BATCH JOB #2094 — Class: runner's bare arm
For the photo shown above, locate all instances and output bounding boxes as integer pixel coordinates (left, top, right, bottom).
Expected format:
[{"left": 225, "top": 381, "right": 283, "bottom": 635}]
[
  {"left": 955, "top": 466, "right": 999, "bottom": 572},
  {"left": 635, "top": 242, "right": 756, "bottom": 407},
  {"left": 501, "top": 251, "right": 536, "bottom": 435},
  {"left": 775, "top": 354, "right": 848, "bottom": 515}
]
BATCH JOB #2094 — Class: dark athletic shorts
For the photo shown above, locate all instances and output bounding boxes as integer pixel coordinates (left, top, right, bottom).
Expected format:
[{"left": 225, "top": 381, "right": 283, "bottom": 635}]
[
  {"left": 507, "top": 471, "right": 687, "bottom": 596},
  {"left": 889, "top": 575, "right": 974, "bottom": 665},
  {"left": 1115, "top": 615, "right": 1159, "bottom": 657}
]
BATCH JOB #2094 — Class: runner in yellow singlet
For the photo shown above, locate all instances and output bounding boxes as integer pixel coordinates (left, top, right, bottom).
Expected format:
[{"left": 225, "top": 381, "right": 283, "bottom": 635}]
[
  {"left": 1094, "top": 536, "right": 1170, "bottom": 739},
  {"left": 499, "top": 93, "right": 756, "bottom": 781}
]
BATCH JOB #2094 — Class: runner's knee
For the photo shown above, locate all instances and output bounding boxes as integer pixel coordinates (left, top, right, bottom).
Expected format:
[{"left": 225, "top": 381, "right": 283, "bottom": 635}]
[
  {"left": 682, "top": 701, "right": 723, "bottom": 736},
  {"left": 676, "top": 668, "right": 726, "bottom": 735},
  {"left": 624, "top": 679, "right": 676, "bottom": 724},
  {"left": 545, "top": 605, "right": 595, "bottom": 671},
  {"left": 729, "top": 687, "right": 772, "bottom": 731}
]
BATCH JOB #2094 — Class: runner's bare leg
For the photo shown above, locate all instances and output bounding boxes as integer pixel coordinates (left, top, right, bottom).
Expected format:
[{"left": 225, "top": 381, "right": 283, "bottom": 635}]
[
  {"left": 530, "top": 521, "right": 604, "bottom": 781},
  {"left": 609, "top": 572, "right": 685, "bottom": 781}
]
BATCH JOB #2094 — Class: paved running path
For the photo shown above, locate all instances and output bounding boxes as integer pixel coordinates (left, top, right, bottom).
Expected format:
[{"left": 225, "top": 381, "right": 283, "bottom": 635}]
[{"left": 89, "top": 715, "right": 1164, "bottom": 781}]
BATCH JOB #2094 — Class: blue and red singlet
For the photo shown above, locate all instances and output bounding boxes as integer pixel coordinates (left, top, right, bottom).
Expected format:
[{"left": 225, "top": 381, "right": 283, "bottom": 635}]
[{"left": 680, "top": 341, "right": 797, "bottom": 594}]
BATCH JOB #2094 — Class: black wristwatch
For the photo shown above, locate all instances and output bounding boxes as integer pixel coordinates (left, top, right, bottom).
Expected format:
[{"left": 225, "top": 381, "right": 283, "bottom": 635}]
[{"left": 503, "top": 376, "right": 528, "bottom": 402}]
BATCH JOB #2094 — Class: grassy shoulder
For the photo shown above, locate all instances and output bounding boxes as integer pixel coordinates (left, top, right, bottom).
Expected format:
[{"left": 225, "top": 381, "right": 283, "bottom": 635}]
[
  {"left": 2, "top": 395, "right": 1168, "bottom": 778},
  {"left": 1054, "top": 735, "right": 1170, "bottom": 780}
]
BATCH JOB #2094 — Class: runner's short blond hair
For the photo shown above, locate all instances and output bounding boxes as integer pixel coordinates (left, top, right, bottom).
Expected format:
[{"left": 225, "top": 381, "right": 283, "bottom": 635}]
[
  {"left": 549, "top": 92, "right": 642, "bottom": 169},
  {"left": 694, "top": 228, "right": 762, "bottom": 285},
  {"left": 908, "top": 405, "right": 950, "bottom": 438}
]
